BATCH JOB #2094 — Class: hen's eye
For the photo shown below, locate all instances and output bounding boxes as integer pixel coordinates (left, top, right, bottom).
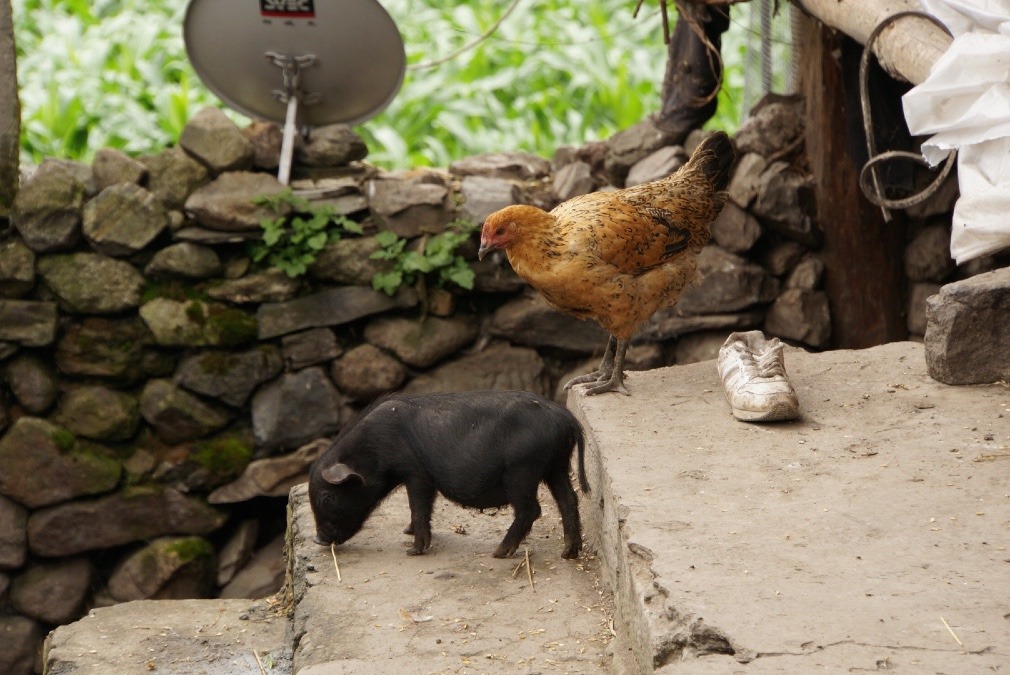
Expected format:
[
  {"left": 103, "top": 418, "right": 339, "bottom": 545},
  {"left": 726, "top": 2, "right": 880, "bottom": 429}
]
[{"left": 495, "top": 228, "right": 504, "bottom": 236}]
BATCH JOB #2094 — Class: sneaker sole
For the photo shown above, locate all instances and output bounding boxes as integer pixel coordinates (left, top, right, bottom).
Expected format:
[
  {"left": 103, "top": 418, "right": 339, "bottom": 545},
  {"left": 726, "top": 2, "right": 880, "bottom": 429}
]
[{"left": 731, "top": 402, "right": 800, "bottom": 422}]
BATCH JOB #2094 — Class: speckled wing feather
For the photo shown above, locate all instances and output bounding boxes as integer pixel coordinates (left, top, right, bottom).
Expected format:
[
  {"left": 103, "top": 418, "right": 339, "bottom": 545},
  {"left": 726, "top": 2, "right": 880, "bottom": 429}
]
[
  {"left": 548, "top": 195, "right": 686, "bottom": 275},
  {"left": 549, "top": 168, "right": 720, "bottom": 277}
]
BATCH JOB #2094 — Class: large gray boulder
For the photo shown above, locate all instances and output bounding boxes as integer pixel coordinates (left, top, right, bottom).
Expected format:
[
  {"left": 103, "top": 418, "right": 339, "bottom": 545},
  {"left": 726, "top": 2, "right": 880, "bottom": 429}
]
[
  {"left": 553, "top": 161, "right": 594, "bottom": 201},
  {"left": 752, "top": 161, "right": 820, "bottom": 248},
  {"left": 603, "top": 117, "right": 672, "bottom": 185},
  {"left": 281, "top": 327, "right": 342, "bottom": 370},
  {"left": 925, "top": 267, "right": 1010, "bottom": 384},
  {"left": 710, "top": 201, "right": 762, "bottom": 254},
  {"left": 734, "top": 96, "right": 804, "bottom": 158}
]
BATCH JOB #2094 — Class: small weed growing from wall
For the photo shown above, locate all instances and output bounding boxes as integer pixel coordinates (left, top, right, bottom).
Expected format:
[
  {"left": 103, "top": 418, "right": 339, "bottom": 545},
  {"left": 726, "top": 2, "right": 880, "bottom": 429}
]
[
  {"left": 370, "top": 219, "right": 477, "bottom": 296},
  {"left": 250, "top": 190, "right": 364, "bottom": 278}
]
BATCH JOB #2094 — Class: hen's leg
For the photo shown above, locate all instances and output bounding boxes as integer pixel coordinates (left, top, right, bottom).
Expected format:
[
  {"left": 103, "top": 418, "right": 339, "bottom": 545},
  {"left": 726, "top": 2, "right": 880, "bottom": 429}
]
[
  {"left": 583, "top": 339, "right": 630, "bottom": 396},
  {"left": 563, "top": 336, "right": 617, "bottom": 390}
]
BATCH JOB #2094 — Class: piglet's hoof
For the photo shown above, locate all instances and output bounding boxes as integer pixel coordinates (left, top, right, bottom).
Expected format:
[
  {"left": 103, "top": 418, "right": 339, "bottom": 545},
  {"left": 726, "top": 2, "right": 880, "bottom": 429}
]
[
  {"left": 492, "top": 545, "right": 516, "bottom": 559},
  {"left": 561, "top": 547, "right": 580, "bottom": 560}
]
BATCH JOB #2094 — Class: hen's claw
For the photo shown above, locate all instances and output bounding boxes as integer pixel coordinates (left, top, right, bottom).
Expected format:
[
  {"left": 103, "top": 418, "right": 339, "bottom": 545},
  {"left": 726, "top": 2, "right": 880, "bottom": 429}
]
[
  {"left": 564, "top": 371, "right": 605, "bottom": 390},
  {"left": 582, "top": 372, "right": 629, "bottom": 396},
  {"left": 564, "top": 335, "right": 618, "bottom": 391}
]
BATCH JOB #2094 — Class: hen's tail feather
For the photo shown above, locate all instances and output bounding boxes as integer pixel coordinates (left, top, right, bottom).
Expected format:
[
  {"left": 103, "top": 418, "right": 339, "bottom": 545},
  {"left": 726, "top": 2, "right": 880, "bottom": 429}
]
[{"left": 685, "top": 130, "right": 736, "bottom": 192}]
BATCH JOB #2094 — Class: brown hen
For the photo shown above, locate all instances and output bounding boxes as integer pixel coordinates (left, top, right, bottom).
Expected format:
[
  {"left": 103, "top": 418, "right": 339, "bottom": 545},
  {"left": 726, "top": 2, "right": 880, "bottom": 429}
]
[{"left": 478, "top": 131, "right": 735, "bottom": 395}]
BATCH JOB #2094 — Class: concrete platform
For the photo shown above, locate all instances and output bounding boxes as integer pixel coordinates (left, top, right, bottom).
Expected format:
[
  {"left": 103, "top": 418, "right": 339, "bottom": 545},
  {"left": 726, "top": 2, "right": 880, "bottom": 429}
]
[
  {"left": 43, "top": 599, "right": 290, "bottom": 674},
  {"left": 569, "top": 341, "right": 1010, "bottom": 672}
]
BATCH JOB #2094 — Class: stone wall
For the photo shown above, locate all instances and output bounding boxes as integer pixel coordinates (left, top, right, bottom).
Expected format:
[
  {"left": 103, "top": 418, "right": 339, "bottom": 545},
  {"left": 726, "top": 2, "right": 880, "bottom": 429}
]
[{"left": 0, "top": 96, "right": 989, "bottom": 673}]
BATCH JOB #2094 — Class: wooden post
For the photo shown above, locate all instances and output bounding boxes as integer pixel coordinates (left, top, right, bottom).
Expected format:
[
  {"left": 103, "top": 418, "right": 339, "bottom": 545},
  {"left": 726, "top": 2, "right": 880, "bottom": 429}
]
[{"left": 796, "top": 11, "right": 907, "bottom": 348}]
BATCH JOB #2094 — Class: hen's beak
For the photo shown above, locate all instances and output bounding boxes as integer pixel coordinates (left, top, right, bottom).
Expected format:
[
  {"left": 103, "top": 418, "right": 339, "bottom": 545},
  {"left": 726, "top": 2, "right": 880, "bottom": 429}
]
[{"left": 477, "top": 241, "right": 490, "bottom": 261}]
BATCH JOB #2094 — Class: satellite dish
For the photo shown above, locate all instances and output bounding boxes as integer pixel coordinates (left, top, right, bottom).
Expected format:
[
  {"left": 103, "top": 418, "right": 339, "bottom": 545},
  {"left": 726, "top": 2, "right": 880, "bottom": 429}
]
[{"left": 184, "top": 0, "right": 406, "bottom": 183}]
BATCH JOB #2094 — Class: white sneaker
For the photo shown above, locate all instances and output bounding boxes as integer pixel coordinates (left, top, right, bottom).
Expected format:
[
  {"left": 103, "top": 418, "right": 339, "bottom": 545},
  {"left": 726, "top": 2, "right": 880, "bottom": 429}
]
[{"left": 717, "top": 331, "right": 800, "bottom": 422}]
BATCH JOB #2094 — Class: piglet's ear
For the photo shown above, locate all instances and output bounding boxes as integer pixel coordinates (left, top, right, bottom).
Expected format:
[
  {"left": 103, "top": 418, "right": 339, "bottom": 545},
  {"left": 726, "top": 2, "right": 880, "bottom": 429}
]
[{"left": 320, "top": 462, "right": 364, "bottom": 486}]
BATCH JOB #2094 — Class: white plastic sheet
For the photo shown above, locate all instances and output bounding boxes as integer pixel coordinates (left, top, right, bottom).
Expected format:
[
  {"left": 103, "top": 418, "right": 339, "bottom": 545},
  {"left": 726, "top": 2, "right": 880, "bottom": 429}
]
[{"left": 902, "top": 1, "right": 1010, "bottom": 264}]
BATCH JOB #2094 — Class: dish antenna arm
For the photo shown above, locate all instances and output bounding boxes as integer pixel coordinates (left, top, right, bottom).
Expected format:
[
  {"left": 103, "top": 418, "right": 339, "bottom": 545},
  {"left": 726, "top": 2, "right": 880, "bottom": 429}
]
[{"left": 266, "top": 51, "right": 320, "bottom": 185}]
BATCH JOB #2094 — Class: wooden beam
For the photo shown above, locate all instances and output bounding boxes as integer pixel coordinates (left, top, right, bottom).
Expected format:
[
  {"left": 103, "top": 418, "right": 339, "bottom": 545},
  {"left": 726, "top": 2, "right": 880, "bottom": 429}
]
[
  {"left": 794, "top": 0, "right": 952, "bottom": 85},
  {"left": 797, "top": 12, "right": 907, "bottom": 348}
]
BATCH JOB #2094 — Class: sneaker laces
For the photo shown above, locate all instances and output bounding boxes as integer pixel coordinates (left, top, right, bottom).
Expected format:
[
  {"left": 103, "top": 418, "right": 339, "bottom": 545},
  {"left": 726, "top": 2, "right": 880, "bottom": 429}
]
[{"left": 739, "top": 342, "right": 786, "bottom": 380}]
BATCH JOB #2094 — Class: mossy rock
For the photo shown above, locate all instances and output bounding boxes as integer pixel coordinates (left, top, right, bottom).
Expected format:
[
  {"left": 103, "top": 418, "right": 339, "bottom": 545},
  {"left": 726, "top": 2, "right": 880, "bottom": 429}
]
[{"left": 189, "top": 433, "right": 254, "bottom": 483}]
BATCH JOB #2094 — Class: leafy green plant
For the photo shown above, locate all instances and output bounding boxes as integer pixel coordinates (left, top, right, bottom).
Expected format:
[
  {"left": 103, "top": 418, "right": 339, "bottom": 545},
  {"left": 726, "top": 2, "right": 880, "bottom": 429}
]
[
  {"left": 370, "top": 219, "right": 477, "bottom": 296},
  {"left": 250, "top": 190, "right": 364, "bottom": 278},
  {"left": 13, "top": 0, "right": 774, "bottom": 168}
]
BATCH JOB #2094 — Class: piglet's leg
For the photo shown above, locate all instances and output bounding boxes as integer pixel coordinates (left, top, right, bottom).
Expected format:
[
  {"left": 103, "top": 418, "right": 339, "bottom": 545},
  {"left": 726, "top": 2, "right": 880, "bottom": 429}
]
[
  {"left": 405, "top": 478, "right": 437, "bottom": 555},
  {"left": 493, "top": 481, "right": 542, "bottom": 558},
  {"left": 545, "top": 466, "right": 582, "bottom": 559}
]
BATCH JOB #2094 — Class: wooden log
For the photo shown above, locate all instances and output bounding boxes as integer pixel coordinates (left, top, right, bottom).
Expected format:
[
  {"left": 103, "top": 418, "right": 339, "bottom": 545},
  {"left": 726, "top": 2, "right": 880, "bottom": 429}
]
[
  {"left": 797, "top": 11, "right": 908, "bottom": 348},
  {"left": 794, "top": 0, "right": 952, "bottom": 85}
]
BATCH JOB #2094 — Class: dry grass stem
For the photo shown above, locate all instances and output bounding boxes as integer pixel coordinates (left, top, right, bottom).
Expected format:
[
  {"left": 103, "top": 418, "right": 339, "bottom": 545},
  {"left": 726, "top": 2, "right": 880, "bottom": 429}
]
[
  {"left": 940, "top": 615, "right": 963, "bottom": 647},
  {"left": 509, "top": 548, "right": 535, "bottom": 590},
  {"left": 253, "top": 649, "right": 267, "bottom": 675},
  {"left": 330, "top": 542, "right": 342, "bottom": 582}
]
